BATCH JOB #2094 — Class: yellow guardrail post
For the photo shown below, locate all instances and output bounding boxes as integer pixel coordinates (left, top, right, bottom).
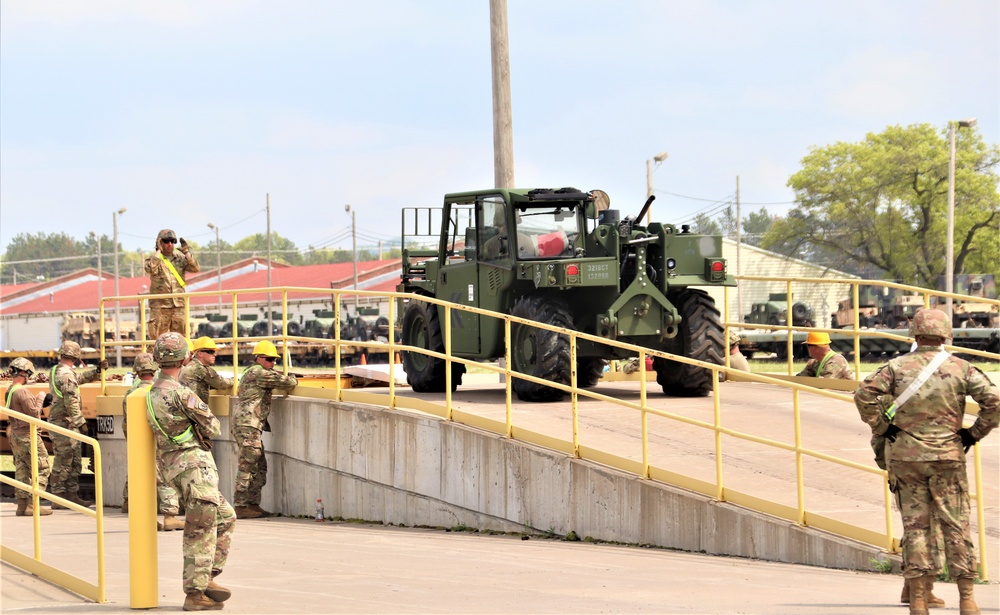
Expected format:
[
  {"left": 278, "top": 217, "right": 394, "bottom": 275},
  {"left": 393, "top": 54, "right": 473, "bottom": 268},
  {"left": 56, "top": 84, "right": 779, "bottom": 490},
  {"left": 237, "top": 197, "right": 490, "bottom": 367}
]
[
  {"left": 504, "top": 317, "right": 513, "bottom": 437},
  {"left": 712, "top": 366, "right": 724, "bottom": 501},
  {"left": 388, "top": 296, "right": 396, "bottom": 408},
  {"left": 974, "top": 443, "right": 989, "bottom": 580},
  {"left": 444, "top": 304, "right": 453, "bottom": 420},
  {"left": 571, "top": 336, "right": 580, "bottom": 457},
  {"left": 29, "top": 422, "right": 43, "bottom": 558},
  {"left": 126, "top": 387, "right": 158, "bottom": 608},
  {"left": 793, "top": 388, "right": 805, "bottom": 523},
  {"left": 785, "top": 279, "right": 793, "bottom": 375},
  {"left": 334, "top": 294, "right": 343, "bottom": 400}
]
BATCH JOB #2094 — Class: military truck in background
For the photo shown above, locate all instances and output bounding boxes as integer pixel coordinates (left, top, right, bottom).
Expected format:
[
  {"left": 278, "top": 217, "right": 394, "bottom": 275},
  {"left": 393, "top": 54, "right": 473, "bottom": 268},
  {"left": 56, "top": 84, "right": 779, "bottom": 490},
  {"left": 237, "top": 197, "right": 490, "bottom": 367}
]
[
  {"left": 398, "top": 187, "right": 735, "bottom": 402},
  {"left": 950, "top": 275, "right": 999, "bottom": 328},
  {"left": 743, "top": 293, "right": 815, "bottom": 328},
  {"left": 831, "top": 286, "right": 887, "bottom": 329},
  {"left": 61, "top": 312, "right": 137, "bottom": 348}
]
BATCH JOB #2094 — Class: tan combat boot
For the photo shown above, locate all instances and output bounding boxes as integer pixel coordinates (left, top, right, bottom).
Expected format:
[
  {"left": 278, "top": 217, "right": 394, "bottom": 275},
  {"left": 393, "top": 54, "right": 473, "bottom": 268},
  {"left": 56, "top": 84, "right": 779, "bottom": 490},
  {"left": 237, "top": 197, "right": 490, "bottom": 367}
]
[
  {"left": 158, "top": 515, "right": 185, "bottom": 531},
  {"left": 121, "top": 499, "right": 128, "bottom": 513},
  {"left": 67, "top": 491, "right": 94, "bottom": 507},
  {"left": 15, "top": 500, "right": 28, "bottom": 516},
  {"left": 205, "top": 581, "right": 231, "bottom": 603},
  {"left": 23, "top": 503, "right": 53, "bottom": 516},
  {"left": 249, "top": 504, "right": 273, "bottom": 516},
  {"left": 956, "top": 577, "right": 980, "bottom": 615},
  {"left": 50, "top": 492, "right": 70, "bottom": 510},
  {"left": 233, "top": 506, "right": 263, "bottom": 519},
  {"left": 182, "top": 591, "right": 224, "bottom": 611},
  {"left": 922, "top": 574, "right": 944, "bottom": 608},
  {"left": 908, "top": 575, "right": 929, "bottom": 615}
]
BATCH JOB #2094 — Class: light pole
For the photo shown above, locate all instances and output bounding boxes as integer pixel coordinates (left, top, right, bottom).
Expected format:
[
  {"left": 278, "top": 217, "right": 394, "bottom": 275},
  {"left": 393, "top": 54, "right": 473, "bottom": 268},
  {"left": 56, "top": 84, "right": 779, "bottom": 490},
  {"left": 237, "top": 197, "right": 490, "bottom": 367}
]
[
  {"left": 645, "top": 151, "right": 669, "bottom": 223},
  {"left": 345, "top": 204, "right": 358, "bottom": 311},
  {"left": 112, "top": 208, "right": 126, "bottom": 367},
  {"left": 946, "top": 118, "right": 977, "bottom": 318},
  {"left": 207, "top": 223, "right": 223, "bottom": 312}
]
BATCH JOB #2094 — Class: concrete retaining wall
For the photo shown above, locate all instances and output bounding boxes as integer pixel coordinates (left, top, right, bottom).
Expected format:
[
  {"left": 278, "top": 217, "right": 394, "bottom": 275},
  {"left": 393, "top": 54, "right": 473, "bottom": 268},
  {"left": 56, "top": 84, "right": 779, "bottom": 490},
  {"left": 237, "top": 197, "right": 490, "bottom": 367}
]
[{"left": 99, "top": 395, "right": 894, "bottom": 572}]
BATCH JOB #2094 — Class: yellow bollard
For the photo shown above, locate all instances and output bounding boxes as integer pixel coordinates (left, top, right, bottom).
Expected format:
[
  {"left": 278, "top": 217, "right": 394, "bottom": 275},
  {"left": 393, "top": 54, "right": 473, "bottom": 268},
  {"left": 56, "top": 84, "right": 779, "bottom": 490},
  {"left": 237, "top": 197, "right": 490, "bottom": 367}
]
[{"left": 126, "top": 387, "right": 158, "bottom": 608}]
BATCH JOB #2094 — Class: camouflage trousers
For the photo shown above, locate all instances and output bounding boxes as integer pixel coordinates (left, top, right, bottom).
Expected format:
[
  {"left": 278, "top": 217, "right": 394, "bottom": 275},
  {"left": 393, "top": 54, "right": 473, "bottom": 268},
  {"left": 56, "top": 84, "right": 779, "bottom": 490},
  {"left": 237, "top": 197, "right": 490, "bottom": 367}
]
[
  {"left": 7, "top": 430, "right": 51, "bottom": 500},
  {"left": 121, "top": 439, "right": 181, "bottom": 515},
  {"left": 164, "top": 464, "right": 236, "bottom": 594},
  {"left": 890, "top": 459, "right": 978, "bottom": 579},
  {"left": 148, "top": 306, "right": 185, "bottom": 340},
  {"left": 49, "top": 425, "right": 82, "bottom": 494},
  {"left": 232, "top": 426, "right": 267, "bottom": 508}
]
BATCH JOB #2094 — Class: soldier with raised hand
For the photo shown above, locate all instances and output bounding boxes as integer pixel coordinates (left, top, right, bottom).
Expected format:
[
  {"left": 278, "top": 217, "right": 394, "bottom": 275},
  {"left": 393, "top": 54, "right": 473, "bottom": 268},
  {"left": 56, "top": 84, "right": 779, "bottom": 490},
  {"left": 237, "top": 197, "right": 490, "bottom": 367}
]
[
  {"left": 181, "top": 337, "right": 234, "bottom": 405},
  {"left": 120, "top": 353, "right": 184, "bottom": 531},
  {"left": 48, "top": 340, "right": 107, "bottom": 509},
  {"left": 855, "top": 309, "right": 999, "bottom": 615},
  {"left": 148, "top": 332, "right": 235, "bottom": 611},
  {"left": 797, "top": 331, "right": 854, "bottom": 379},
  {"left": 5, "top": 357, "right": 54, "bottom": 516},
  {"left": 231, "top": 340, "right": 297, "bottom": 519},
  {"left": 144, "top": 229, "right": 200, "bottom": 340}
]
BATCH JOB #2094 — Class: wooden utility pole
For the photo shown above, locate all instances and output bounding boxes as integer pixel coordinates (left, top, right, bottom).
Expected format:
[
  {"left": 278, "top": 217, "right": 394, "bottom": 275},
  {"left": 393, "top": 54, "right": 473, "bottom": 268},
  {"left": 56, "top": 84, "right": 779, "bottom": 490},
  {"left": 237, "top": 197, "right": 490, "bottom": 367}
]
[
  {"left": 735, "top": 176, "right": 742, "bottom": 323},
  {"left": 490, "top": 0, "right": 515, "bottom": 188}
]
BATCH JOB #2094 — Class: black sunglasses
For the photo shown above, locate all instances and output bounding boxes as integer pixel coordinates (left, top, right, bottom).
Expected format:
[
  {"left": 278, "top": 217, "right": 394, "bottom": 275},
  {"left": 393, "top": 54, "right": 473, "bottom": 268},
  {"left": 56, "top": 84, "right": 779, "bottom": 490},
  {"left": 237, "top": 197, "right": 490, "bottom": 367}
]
[
  {"left": 200, "top": 349, "right": 216, "bottom": 355},
  {"left": 261, "top": 356, "right": 278, "bottom": 363},
  {"left": 162, "top": 238, "right": 178, "bottom": 244}
]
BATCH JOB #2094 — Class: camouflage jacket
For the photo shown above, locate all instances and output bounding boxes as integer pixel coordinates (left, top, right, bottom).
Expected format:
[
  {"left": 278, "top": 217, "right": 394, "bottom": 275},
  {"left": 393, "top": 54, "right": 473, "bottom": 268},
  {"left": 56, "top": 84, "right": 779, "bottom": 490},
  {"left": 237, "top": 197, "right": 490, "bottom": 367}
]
[
  {"left": 121, "top": 378, "right": 154, "bottom": 436},
  {"left": 233, "top": 365, "right": 297, "bottom": 432},
  {"left": 146, "top": 374, "right": 221, "bottom": 487},
  {"left": 5, "top": 384, "right": 43, "bottom": 437},
  {"left": 854, "top": 344, "right": 1000, "bottom": 462},
  {"left": 143, "top": 249, "right": 199, "bottom": 308},
  {"left": 48, "top": 363, "right": 100, "bottom": 429},
  {"left": 797, "top": 351, "right": 854, "bottom": 379},
  {"left": 180, "top": 358, "right": 234, "bottom": 404}
]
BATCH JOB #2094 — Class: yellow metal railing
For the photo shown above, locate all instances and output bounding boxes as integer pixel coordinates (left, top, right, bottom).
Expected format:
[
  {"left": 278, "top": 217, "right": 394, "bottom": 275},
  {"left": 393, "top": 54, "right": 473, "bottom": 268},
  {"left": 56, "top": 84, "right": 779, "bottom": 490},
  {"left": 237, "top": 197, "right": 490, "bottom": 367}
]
[
  {"left": 0, "top": 409, "right": 107, "bottom": 602},
  {"left": 96, "top": 281, "right": 994, "bottom": 580}
]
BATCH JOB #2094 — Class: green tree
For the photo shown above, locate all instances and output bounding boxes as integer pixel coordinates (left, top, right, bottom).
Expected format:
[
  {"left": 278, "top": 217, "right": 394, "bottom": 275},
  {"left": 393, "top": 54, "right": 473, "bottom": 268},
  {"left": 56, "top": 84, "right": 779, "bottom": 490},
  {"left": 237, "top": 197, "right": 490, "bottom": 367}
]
[
  {"left": 231, "top": 232, "right": 303, "bottom": 265},
  {"left": 764, "top": 123, "right": 1000, "bottom": 287},
  {"left": 693, "top": 213, "right": 721, "bottom": 236},
  {"left": 1, "top": 232, "right": 88, "bottom": 283},
  {"left": 740, "top": 207, "right": 773, "bottom": 247}
]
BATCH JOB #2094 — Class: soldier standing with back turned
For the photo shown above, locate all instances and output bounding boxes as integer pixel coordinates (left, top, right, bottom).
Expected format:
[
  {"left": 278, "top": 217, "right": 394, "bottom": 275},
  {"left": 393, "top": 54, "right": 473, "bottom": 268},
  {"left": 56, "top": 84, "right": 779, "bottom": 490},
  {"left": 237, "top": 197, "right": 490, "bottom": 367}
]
[
  {"left": 148, "top": 332, "right": 235, "bottom": 611},
  {"left": 855, "top": 309, "right": 998, "bottom": 615},
  {"left": 6, "top": 357, "right": 54, "bottom": 516},
  {"left": 48, "top": 340, "right": 106, "bottom": 509},
  {"left": 144, "top": 229, "right": 199, "bottom": 340}
]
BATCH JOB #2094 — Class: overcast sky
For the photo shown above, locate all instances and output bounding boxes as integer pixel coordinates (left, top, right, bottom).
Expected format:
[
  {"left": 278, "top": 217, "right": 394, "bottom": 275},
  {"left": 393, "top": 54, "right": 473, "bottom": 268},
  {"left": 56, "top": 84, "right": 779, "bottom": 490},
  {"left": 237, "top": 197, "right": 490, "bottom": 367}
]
[{"left": 1, "top": 0, "right": 997, "bottom": 257}]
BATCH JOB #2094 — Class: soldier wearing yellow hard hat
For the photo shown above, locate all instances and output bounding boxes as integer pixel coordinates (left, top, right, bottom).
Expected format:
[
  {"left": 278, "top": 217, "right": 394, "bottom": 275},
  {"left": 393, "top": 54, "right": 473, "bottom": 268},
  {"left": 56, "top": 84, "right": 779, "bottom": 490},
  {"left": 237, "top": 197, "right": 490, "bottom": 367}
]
[
  {"left": 180, "top": 336, "right": 234, "bottom": 405},
  {"left": 231, "top": 339, "right": 297, "bottom": 519},
  {"left": 797, "top": 331, "right": 854, "bottom": 379}
]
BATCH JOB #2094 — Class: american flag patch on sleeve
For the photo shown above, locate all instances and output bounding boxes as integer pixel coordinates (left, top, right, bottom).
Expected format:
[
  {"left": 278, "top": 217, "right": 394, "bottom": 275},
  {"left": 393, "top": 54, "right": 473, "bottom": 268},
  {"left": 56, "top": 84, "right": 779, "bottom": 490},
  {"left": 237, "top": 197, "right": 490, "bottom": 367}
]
[{"left": 187, "top": 395, "right": 199, "bottom": 409}]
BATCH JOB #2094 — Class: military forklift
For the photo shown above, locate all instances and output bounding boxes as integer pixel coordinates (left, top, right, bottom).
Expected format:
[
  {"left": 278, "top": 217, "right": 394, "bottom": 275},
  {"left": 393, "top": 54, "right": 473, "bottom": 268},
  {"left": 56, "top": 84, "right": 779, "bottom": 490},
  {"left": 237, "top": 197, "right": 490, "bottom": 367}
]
[{"left": 397, "top": 188, "right": 735, "bottom": 401}]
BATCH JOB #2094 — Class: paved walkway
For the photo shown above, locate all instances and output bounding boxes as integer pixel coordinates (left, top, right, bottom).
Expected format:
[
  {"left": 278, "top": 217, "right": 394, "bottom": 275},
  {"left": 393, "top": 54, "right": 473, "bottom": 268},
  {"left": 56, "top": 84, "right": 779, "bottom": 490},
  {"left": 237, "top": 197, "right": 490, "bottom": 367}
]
[{"left": 2, "top": 502, "right": 999, "bottom": 614}]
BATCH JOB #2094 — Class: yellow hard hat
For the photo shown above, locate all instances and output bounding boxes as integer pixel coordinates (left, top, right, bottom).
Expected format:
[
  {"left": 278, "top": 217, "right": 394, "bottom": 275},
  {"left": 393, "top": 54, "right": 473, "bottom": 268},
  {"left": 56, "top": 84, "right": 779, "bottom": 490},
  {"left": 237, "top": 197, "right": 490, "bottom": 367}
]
[
  {"left": 804, "top": 331, "right": 832, "bottom": 346},
  {"left": 193, "top": 336, "right": 218, "bottom": 352},
  {"left": 252, "top": 340, "right": 279, "bottom": 358}
]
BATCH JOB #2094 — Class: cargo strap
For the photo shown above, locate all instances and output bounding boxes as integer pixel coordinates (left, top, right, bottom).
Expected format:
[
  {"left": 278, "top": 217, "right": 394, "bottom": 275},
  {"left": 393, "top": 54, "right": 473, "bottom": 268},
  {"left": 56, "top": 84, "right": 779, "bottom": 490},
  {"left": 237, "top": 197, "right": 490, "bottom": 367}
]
[
  {"left": 145, "top": 390, "right": 194, "bottom": 444},
  {"left": 49, "top": 366, "right": 63, "bottom": 398},
  {"left": 5, "top": 383, "right": 22, "bottom": 408},
  {"left": 158, "top": 252, "right": 186, "bottom": 288},
  {"left": 883, "top": 350, "right": 950, "bottom": 421},
  {"left": 817, "top": 351, "right": 836, "bottom": 376}
]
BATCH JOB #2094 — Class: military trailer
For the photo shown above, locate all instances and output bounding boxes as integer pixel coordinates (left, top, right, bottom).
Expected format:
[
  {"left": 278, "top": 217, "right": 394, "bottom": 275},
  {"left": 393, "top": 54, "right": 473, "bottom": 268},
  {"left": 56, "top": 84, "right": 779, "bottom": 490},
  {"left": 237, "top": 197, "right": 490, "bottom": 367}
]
[{"left": 397, "top": 188, "right": 735, "bottom": 401}]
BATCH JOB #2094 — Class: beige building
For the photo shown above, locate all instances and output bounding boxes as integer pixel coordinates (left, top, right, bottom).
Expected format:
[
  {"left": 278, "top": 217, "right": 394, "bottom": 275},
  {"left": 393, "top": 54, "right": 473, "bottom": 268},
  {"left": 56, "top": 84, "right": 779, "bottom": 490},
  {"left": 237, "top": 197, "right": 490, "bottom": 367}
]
[{"left": 702, "top": 239, "right": 858, "bottom": 330}]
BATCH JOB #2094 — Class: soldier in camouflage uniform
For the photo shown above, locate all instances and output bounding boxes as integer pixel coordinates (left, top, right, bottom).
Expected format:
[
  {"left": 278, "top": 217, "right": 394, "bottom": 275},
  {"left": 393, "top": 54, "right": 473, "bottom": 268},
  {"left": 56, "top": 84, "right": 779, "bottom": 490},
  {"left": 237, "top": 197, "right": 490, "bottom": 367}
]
[
  {"left": 797, "top": 331, "right": 854, "bottom": 379},
  {"left": 180, "top": 337, "right": 234, "bottom": 405},
  {"left": 5, "top": 357, "right": 54, "bottom": 516},
  {"left": 855, "top": 309, "right": 998, "bottom": 615},
  {"left": 231, "top": 340, "right": 297, "bottom": 519},
  {"left": 148, "top": 332, "right": 235, "bottom": 611},
  {"left": 48, "top": 340, "right": 107, "bottom": 508},
  {"left": 121, "top": 353, "right": 184, "bottom": 531},
  {"left": 727, "top": 331, "right": 751, "bottom": 372},
  {"left": 144, "top": 229, "right": 199, "bottom": 340}
]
